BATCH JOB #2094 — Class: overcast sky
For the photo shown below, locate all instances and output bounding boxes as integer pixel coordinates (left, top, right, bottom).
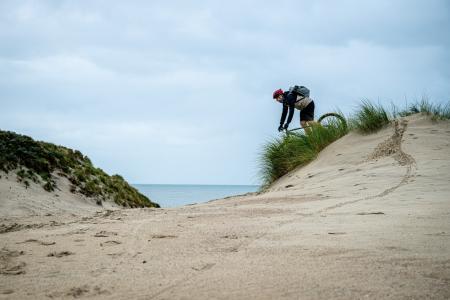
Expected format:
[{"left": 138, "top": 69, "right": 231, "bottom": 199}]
[{"left": 1, "top": 0, "right": 449, "bottom": 185}]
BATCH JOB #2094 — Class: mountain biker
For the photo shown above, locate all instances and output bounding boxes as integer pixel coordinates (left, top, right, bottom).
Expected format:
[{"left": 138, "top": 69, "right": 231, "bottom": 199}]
[{"left": 273, "top": 87, "right": 315, "bottom": 132}]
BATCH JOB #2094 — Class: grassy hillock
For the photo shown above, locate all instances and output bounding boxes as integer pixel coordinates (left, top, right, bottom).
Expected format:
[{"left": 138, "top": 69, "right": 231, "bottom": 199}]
[
  {"left": 259, "top": 99, "right": 450, "bottom": 189},
  {"left": 0, "top": 130, "right": 160, "bottom": 208}
]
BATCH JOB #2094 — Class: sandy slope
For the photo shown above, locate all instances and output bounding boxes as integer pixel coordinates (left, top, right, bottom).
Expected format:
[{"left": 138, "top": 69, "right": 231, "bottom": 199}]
[
  {"left": 1, "top": 115, "right": 449, "bottom": 299},
  {"left": 0, "top": 173, "right": 118, "bottom": 218}
]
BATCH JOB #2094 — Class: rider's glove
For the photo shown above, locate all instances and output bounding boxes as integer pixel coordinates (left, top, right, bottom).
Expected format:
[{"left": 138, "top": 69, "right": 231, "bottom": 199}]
[
  {"left": 278, "top": 124, "right": 284, "bottom": 132},
  {"left": 283, "top": 123, "right": 289, "bottom": 130}
]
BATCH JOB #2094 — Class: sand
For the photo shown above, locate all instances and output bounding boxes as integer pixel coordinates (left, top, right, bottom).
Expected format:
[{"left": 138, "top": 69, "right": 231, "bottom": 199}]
[
  {"left": 0, "top": 172, "right": 118, "bottom": 219},
  {"left": 1, "top": 115, "right": 449, "bottom": 299}
]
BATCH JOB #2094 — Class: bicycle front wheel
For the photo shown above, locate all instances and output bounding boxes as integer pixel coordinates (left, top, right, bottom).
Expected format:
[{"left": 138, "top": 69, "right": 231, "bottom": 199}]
[{"left": 317, "top": 113, "right": 347, "bottom": 130}]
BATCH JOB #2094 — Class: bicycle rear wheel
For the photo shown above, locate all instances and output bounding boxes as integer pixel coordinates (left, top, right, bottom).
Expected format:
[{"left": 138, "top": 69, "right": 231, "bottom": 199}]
[{"left": 317, "top": 113, "right": 347, "bottom": 130}]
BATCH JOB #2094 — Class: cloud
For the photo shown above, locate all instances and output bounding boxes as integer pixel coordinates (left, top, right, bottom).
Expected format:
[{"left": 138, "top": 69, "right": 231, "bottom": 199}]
[{"left": 0, "top": 0, "right": 449, "bottom": 184}]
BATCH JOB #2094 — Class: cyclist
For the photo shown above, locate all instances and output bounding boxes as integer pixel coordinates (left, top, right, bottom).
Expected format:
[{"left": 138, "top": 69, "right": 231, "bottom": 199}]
[{"left": 273, "top": 87, "right": 315, "bottom": 132}]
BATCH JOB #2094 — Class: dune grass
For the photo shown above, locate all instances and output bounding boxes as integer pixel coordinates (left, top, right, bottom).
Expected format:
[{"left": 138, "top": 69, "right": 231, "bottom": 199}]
[
  {"left": 350, "top": 100, "right": 390, "bottom": 134},
  {"left": 259, "top": 134, "right": 314, "bottom": 188},
  {"left": 394, "top": 99, "right": 450, "bottom": 120},
  {"left": 259, "top": 118, "right": 348, "bottom": 189},
  {"left": 351, "top": 99, "right": 450, "bottom": 134}
]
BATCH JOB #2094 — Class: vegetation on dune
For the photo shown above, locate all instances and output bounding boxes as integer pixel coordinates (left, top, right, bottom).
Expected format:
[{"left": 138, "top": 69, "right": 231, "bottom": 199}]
[
  {"left": 0, "top": 130, "right": 160, "bottom": 208},
  {"left": 350, "top": 100, "right": 390, "bottom": 133},
  {"left": 351, "top": 99, "right": 450, "bottom": 134},
  {"left": 393, "top": 99, "right": 450, "bottom": 121},
  {"left": 259, "top": 117, "right": 348, "bottom": 189},
  {"left": 259, "top": 99, "right": 450, "bottom": 189}
]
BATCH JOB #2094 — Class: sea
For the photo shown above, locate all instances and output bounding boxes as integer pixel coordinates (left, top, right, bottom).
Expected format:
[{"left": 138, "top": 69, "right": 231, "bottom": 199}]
[{"left": 133, "top": 184, "right": 260, "bottom": 208}]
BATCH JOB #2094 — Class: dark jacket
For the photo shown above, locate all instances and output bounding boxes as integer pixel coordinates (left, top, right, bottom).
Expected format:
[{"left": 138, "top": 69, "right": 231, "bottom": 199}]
[{"left": 279, "top": 92, "right": 296, "bottom": 126}]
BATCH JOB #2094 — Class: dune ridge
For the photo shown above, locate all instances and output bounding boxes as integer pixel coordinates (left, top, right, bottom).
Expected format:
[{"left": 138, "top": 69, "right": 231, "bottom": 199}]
[{"left": 0, "top": 129, "right": 159, "bottom": 217}]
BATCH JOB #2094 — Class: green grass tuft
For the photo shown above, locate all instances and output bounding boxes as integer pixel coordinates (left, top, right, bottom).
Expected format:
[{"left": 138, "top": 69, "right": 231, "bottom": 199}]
[
  {"left": 394, "top": 99, "right": 450, "bottom": 121},
  {"left": 350, "top": 100, "right": 390, "bottom": 134},
  {"left": 259, "top": 118, "right": 348, "bottom": 189}
]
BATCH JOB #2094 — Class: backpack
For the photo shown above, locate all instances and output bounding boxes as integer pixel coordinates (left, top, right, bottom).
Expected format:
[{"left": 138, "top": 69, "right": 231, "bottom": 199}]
[{"left": 289, "top": 85, "right": 310, "bottom": 98}]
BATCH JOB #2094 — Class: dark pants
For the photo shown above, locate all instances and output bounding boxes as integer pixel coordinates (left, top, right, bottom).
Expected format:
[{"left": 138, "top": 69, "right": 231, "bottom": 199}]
[{"left": 300, "top": 101, "right": 315, "bottom": 122}]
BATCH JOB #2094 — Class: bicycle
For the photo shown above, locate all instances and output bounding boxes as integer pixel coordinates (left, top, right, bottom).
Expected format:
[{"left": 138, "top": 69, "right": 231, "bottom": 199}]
[{"left": 285, "top": 112, "right": 347, "bottom": 133}]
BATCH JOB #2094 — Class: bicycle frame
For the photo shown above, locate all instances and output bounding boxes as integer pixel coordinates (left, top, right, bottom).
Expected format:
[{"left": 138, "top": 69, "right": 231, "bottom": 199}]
[
  {"left": 286, "top": 124, "right": 331, "bottom": 133},
  {"left": 284, "top": 113, "right": 347, "bottom": 134}
]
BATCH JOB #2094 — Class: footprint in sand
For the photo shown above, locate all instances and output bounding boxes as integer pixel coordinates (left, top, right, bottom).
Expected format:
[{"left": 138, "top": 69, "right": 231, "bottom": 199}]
[
  {"left": 106, "top": 252, "right": 125, "bottom": 258},
  {"left": 212, "top": 246, "right": 239, "bottom": 253},
  {"left": 67, "top": 285, "right": 90, "bottom": 298},
  {"left": 94, "top": 231, "right": 118, "bottom": 237},
  {"left": 221, "top": 234, "right": 239, "bottom": 239},
  {"left": 132, "top": 252, "right": 143, "bottom": 258},
  {"left": 150, "top": 234, "right": 177, "bottom": 239},
  {"left": 0, "top": 223, "right": 28, "bottom": 234},
  {"left": 100, "top": 240, "right": 122, "bottom": 247},
  {"left": 48, "top": 285, "right": 110, "bottom": 298},
  {"left": 0, "top": 248, "right": 26, "bottom": 275},
  {"left": 0, "top": 262, "right": 26, "bottom": 275},
  {"left": 64, "top": 228, "right": 89, "bottom": 236},
  {"left": 47, "top": 251, "right": 74, "bottom": 258},
  {"left": 384, "top": 246, "right": 409, "bottom": 251},
  {"left": 357, "top": 212, "right": 385, "bottom": 215},
  {"left": 17, "top": 239, "right": 55, "bottom": 246},
  {"left": 425, "top": 232, "right": 449, "bottom": 237},
  {"left": 192, "top": 263, "right": 215, "bottom": 271}
]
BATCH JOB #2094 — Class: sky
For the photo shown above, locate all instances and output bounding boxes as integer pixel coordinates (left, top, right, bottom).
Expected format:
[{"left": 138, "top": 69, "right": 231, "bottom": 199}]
[{"left": 1, "top": 0, "right": 449, "bottom": 185}]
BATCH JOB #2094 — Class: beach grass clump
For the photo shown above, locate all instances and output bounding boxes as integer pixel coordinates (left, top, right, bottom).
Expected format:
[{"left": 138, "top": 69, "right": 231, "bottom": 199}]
[
  {"left": 259, "top": 134, "right": 315, "bottom": 187},
  {"left": 0, "top": 130, "right": 159, "bottom": 208},
  {"left": 350, "top": 100, "right": 390, "bottom": 134},
  {"left": 305, "top": 118, "right": 348, "bottom": 152},
  {"left": 259, "top": 118, "right": 348, "bottom": 189},
  {"left": 395, "top": 99, "right": 450, "bottom": 120}
]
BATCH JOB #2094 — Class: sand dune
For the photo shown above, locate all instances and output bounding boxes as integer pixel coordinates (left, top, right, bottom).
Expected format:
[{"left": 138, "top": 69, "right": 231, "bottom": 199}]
[
  {"left": 1, "top": 114, "right": 449, "bottom": 299},
  {"left": 0, "top": 172, "right": 119, "bottom": 218}
]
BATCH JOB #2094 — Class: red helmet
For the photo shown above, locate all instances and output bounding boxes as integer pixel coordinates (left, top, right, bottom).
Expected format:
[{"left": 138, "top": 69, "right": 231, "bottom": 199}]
[{"left": 272, "top": 89, "right": 283, "bottom": 99}]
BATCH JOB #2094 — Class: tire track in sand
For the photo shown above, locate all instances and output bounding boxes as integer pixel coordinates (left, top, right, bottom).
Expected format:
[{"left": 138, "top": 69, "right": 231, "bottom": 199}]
[{"left": 319, "top": 119, "right": 416, "bottom": 213}]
